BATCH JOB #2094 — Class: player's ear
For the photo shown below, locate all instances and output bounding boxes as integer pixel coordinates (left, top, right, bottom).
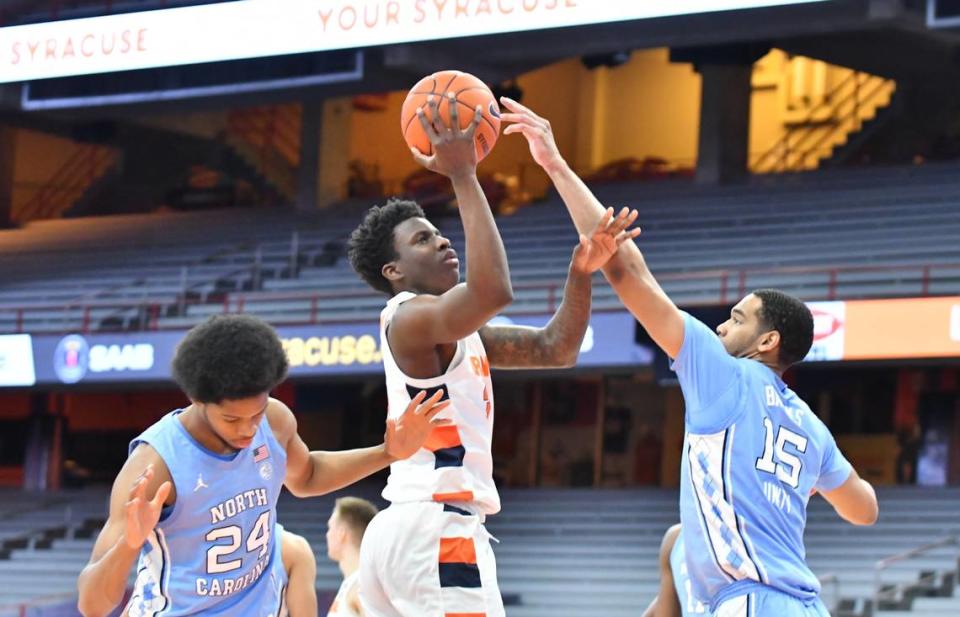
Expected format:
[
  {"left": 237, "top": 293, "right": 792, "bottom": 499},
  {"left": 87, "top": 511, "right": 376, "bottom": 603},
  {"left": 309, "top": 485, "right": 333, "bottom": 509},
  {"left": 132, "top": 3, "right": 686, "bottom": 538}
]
[
  {"left": 757, "top": 329, "right": 781, "bottom": 354},
  {"left": 382, "top": 260, "right": 403, "bottom": 283}
]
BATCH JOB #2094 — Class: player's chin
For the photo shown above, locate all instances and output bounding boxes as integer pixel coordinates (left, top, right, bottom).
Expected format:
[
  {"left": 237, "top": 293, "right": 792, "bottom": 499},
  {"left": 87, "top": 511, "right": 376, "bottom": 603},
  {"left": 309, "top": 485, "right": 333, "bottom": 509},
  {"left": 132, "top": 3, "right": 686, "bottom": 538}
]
[
  {"left": 431, "top": 268, "right": 460, "bottom": 291},
  {"left": 233, "top": 438, "right": 254, "bottom": 449}
]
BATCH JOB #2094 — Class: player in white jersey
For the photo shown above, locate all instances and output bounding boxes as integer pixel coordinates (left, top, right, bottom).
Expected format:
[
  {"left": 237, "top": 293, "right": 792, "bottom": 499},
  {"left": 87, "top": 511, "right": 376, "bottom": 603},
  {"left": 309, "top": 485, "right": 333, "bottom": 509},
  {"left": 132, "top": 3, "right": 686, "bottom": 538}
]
[
  {"left": 77, "top": 315, "right": 449, "bottom": 617},
  {"left": 500, "top": 98, "right": 879, "bottom": 617},
  {"left": 347, "top": 95, "right": 638, "bottom": 617},
  {"left": 325, "top": 497, "right": 378, "bottom": 617}
]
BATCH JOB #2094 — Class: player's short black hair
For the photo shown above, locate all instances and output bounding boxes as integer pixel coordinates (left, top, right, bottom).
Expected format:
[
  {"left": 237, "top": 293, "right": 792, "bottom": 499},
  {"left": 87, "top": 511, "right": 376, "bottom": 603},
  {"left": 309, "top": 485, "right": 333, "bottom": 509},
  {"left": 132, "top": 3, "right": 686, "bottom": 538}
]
[
  {"left": 347, "top": 198, "right": 425, "bottom": 295},
  {"left": 752, "top": 289, "right": 814, "bottom": 367},
  {"left": 172, "top": 314, "right": 288, "bottom": 403}
]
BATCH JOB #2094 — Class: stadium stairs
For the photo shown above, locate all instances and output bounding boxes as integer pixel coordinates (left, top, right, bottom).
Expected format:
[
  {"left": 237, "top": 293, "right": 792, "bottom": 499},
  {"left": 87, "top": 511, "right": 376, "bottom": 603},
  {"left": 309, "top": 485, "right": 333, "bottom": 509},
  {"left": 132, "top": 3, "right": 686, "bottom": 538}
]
[{"left": 0, "top": 487, "right": 957, "bottom": 617}]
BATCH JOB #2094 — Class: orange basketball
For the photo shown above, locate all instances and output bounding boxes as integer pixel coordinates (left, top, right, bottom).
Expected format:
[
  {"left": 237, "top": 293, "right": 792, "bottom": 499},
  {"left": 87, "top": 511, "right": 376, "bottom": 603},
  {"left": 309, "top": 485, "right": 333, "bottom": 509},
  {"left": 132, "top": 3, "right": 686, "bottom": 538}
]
[{"left": 401, "top": 70, "right": 501, "bottom": 162}]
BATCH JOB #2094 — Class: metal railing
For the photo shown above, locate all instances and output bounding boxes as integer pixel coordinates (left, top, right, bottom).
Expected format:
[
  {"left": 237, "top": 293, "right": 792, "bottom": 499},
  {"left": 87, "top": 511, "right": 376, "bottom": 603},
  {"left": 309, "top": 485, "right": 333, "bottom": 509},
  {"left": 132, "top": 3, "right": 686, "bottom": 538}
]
[
  {"left": 16, "top": 144, "right": 118, "bottom": 224},
  {"left": 752, "top": 71, "right": 895, "bottom": 173},
  {"left": 819, "top": 572, "right": 840, "bottom": 615},
  {"left": 873, "top": 535, "right": 960, "bottom": 608},
  {"left": 1, "top": 261, "right": 958, "bottom": 334}
]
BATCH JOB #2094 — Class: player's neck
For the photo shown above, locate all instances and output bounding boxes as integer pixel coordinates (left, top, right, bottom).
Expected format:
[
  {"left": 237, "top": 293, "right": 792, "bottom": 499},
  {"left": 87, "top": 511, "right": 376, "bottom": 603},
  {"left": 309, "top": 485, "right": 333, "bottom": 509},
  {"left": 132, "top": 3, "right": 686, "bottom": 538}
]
[
  {"left": 741, "top": 350, "right": 783, "bottom": 376},
  {"left": 338, "top": 548, "right": 360, "bottom": 578},
  {"left": 180, "top": 404, "right": 237, "bottom": 456}
]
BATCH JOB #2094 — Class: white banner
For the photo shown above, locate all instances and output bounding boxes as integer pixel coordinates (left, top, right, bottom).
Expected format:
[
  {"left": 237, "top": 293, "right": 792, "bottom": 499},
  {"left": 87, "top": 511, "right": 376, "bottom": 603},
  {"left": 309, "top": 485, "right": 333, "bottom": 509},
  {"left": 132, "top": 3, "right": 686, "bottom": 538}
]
[
  {"left": 0, "top": 334, "right": 36, "bottom": 386},
  {"left": 0, "top": 0, "right": 827, "bottom": 83}
]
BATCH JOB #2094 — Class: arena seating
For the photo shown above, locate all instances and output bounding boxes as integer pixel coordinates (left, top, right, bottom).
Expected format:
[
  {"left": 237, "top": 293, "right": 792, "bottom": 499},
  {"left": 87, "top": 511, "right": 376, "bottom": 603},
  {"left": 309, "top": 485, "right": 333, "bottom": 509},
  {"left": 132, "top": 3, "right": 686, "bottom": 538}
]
[
  {"left": 0, "top": 486, "right": 957, "bottom": 616},
  {"left": 1, "top": 163, "right": 959, "bottom": 334}
]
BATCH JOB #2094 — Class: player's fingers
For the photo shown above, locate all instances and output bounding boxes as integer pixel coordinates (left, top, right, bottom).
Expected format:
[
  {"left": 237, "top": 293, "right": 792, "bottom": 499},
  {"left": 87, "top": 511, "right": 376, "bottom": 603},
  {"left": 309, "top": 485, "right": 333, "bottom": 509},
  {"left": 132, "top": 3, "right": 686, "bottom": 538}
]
[
  {"left": 128, "top": 475, "right": 141, "bottom": 497},
  {"left": 131, "top": 475, "right": 148, "bottom": 501},
  {"left": 416, "top": 389, "right": 446, "bottom": 415},
  {"left": 503, "top": 124, "right": 541, "bottom": 141},
  {"left": 499, "top": 96, "right": 538, "bottom": 118},
  {"left": 407, "top": 389, "right": 427, "bottom": 410},
  {"left": 125, "top": 497, "right": 142, "bottom": 535},
  {"left": 612, "top": 209, "right": 639, "bottom": 234},
  {"left": 410, "top": 147, "right": 434, "bottom": 169},
  {"left": 427, "top": 95, "right": 446, "bottom": 135},
  {"left": 615, "top": 228, "right": 642, "bottom": 245},
  {"left": 447, "top": 93, "right": 461, "bottom": 136},
  {"left": 416, "top": 108, "right": 440, "bottom": 144},
  {"left": 151, "top": 481, "right": 172, "bottom": 508},
  {"left": 423, "top": 400, "right": 452, "bottom": 420},
  {"left": 498, "top": 113, "right": 541, "bottom": 128},
  {"left": 596, "top": 207, "right": 614, "bottom": 234},
  {"left": 464, "top": 105, "right": 482, "bottom": 139}
]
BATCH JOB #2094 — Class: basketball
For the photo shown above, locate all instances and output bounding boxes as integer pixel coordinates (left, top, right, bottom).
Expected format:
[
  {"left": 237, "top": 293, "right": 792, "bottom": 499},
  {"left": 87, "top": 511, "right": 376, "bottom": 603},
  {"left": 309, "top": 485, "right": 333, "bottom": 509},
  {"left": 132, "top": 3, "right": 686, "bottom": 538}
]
[{"left": 401, "top": 70, "right": 501, "bottom": 162}]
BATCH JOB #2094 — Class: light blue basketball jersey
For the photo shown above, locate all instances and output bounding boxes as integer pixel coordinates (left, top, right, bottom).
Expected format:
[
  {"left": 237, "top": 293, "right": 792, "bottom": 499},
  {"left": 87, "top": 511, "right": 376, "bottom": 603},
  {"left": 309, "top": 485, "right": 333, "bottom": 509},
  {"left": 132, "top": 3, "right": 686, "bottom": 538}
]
[
  {"left": 671, "top": 533, "right": 711, "bottom": 616},
  {"left": 126, "top": 409, "right": 288, "bottom": 616},
  {"left": 672, "top": 313, "right": 852, "bottom": 610}
]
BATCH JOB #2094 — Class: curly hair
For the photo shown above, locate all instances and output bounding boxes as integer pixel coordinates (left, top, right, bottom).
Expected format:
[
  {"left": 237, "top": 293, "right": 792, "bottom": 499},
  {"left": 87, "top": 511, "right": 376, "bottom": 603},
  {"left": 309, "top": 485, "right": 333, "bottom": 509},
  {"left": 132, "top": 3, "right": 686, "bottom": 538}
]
[
  {"left": 347, "top": 198, "right": 425, "bottom": 295},
  {"left": 752, "top": 289, "right": 814, "bottom": 367},
  {"left": 172, "top": 314, "right": 288, "bottom": 403}
]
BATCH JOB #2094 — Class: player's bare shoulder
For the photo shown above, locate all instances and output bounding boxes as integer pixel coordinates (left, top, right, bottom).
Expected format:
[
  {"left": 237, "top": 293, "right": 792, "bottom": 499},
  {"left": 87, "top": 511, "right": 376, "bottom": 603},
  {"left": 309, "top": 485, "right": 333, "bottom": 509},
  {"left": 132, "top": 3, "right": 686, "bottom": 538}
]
[
  {"left": 126, "top": 441, "right": 177, "bottom": 506},
  {"left": 265, "top": 397, "right": 297, "bottom": 447}
]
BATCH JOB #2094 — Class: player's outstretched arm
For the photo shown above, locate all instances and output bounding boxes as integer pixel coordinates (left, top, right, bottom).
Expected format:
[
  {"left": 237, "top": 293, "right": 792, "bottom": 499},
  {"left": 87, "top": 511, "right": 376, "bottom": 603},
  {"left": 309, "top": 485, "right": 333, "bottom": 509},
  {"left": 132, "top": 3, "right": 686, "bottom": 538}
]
[
  {"left": 500, "top": 97, "right": 685, "bottom": 358},
  {"left": 394, "top": 94, "right": 513, "bottom": 350},
  {"left": 819, "top": 468, "right": 879, "bottom": 526},
  {"left": 280, "top": 530, "right": 318, "bottom": 617},
  {"left": 479, "top": 207, "right": 639, "bottom": 369},
  {"left": 276, "top": 393, "right": 451, "bottom": 498},
  {"left": 77, "top": 449, "right": 173, "bottom": 617}
]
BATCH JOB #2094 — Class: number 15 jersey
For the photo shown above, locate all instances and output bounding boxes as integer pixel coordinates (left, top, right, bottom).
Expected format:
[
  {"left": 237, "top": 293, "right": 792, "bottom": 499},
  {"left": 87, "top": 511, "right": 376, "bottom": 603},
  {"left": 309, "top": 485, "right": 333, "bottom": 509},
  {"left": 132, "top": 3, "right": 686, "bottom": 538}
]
[{"left": 673, "top": 313, "right": 852, "bottom": 609}]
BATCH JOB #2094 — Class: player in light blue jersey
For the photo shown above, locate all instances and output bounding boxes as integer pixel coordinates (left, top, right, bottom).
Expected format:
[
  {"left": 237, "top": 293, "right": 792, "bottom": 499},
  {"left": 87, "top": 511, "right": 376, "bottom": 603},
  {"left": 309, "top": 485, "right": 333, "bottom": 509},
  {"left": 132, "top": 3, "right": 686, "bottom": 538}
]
[
  {"left": 77, "top": 315, "right": 449, "bottom": 617},
  {"left": 501, "top": 100, "right": 880, "bottom": 617},
  {"left": 644, "top": 525, "right": 710, "bottom": 617}
]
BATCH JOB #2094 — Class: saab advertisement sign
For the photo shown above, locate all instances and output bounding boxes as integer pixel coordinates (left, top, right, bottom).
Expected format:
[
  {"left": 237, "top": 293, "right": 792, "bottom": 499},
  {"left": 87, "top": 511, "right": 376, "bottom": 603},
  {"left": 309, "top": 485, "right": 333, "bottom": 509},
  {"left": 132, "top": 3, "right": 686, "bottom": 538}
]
[
  {"left": 33, "top": 333, "right": 166, "bottom": 384},
  {"left": 21, "top": 311, "right": 649, "bottom": 385}
]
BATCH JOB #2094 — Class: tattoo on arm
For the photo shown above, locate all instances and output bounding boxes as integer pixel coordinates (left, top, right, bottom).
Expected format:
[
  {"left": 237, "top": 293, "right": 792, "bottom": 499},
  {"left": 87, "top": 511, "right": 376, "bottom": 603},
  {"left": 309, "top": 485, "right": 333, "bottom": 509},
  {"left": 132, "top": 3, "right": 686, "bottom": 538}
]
[{"left": 480, "top": 267, "right": 592, "bottom": 369}]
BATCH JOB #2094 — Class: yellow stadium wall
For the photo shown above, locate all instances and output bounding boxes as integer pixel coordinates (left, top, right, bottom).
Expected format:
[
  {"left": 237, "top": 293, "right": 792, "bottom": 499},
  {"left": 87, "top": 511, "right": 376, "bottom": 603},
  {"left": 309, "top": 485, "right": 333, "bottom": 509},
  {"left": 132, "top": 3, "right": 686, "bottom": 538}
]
[
  {"left": 348, "top": 52, "right": 703, "bottom": 198},
  {"left": 594, "top": 49, "right": 701, "bottom": 170},
  {"left": 11, "top": 129, "right": 84, "bottom": 218}
]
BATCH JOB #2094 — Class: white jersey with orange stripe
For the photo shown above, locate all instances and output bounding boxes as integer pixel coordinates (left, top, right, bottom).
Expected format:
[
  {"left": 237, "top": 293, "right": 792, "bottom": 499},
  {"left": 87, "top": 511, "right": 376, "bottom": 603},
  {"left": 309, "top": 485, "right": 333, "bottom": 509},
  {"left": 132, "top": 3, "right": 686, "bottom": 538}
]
[
  {"left": 327, "top": 571, "right": 360, "bottom": 617},
  {"left": 379, "top": 291, "right": 499, "bottom": 516}
]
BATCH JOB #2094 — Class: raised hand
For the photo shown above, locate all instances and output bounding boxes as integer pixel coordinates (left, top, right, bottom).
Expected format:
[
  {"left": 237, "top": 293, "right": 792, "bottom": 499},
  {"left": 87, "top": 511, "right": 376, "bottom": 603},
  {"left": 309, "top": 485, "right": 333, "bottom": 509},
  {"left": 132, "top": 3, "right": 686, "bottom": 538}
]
[
  {"left": 410, "top": 93, "right": 483, "bottom": 180},
  {"left": 499, "top": 96, "right": 564, "bottom": 172},
  {"left": 384, "top": 389, "right": 453, "bottom": 461},
  {"left": 571, "top": 206, "right": 641, "bottom": 274},
  {"left": 123, "top": 464, "right": 172, "bottom": 550}
]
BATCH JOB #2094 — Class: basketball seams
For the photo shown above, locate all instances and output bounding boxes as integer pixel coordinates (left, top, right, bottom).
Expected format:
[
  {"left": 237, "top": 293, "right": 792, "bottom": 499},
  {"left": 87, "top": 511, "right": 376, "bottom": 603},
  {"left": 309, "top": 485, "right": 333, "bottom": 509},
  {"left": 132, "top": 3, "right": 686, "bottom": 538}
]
[
  {"left": 439, "top": 72, "right": 460, "bottom": 98},
  {"left": 403, "top": 97, "right": 498, "bottom": 138},
  {"left": 403, "top": 71, "right": 498, "bottom": 159},
  {"left": 453, "top": 98, "right": 500, "bottom": 133}
]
